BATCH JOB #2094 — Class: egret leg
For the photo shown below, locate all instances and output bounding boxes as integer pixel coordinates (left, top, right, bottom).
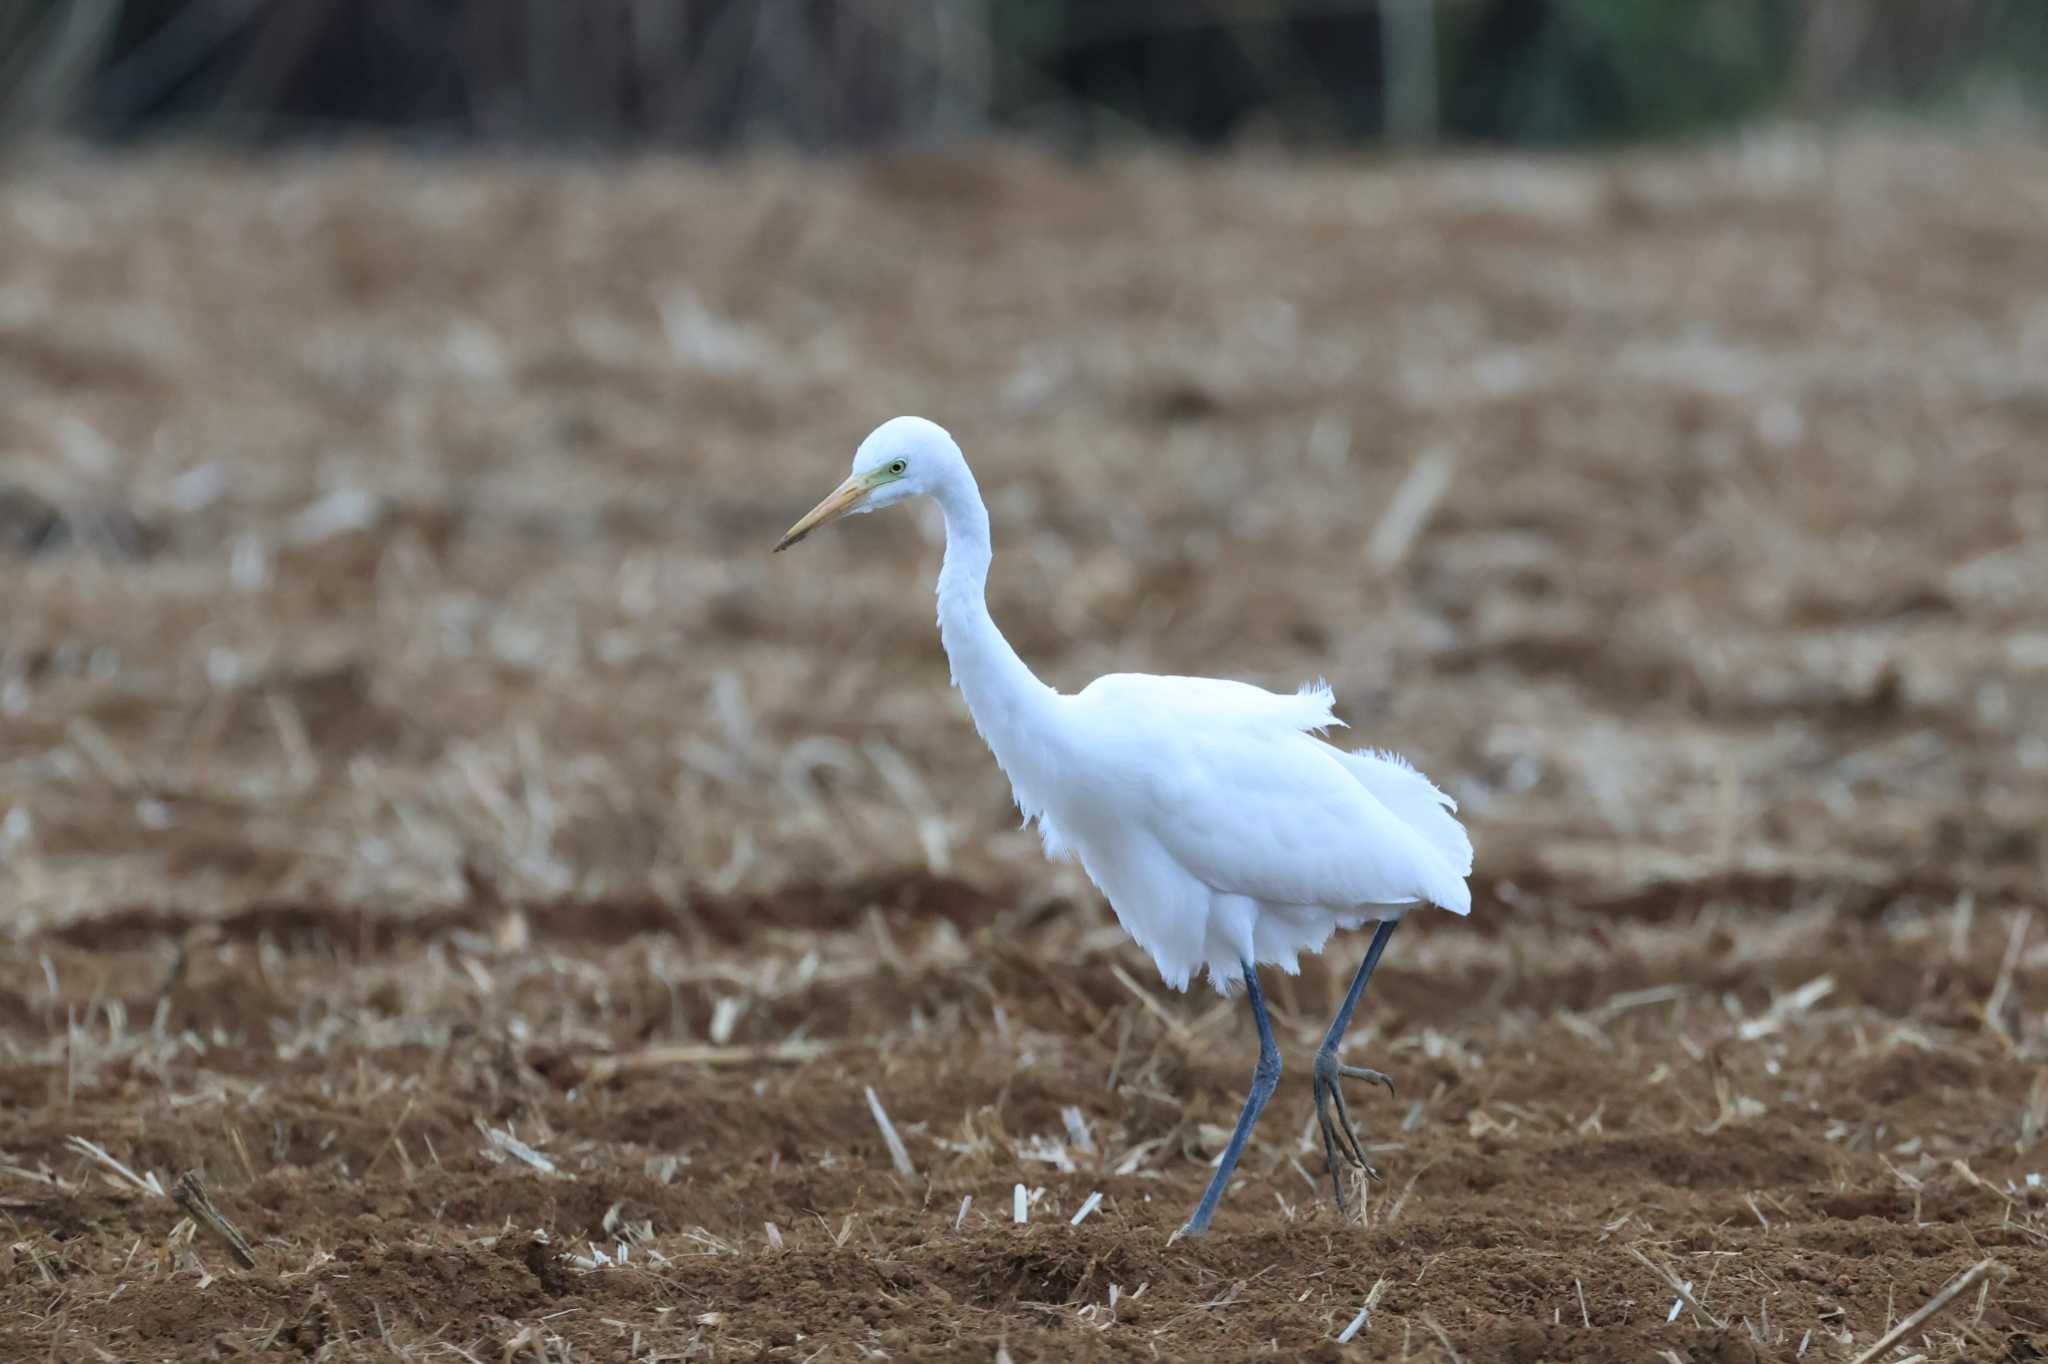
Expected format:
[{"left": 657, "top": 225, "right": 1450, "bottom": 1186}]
[
  {"left": 1180, "top": 961, "right": 1281, "bottom": 1237},
  {"left": 1313, "top": 918, "right": 1400, "bottom": 1216}
]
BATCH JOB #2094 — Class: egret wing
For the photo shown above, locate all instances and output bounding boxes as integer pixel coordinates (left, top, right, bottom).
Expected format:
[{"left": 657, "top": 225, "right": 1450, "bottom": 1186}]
[
  {"left": 1071, "top": 674, "right": 1470, "bottom": 914},
  {"left": 1323, "top": 744, "right": 1473, "bottom": 877}
]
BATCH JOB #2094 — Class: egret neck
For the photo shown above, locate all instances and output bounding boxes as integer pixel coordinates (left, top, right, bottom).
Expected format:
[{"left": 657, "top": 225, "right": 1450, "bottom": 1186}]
[{"left": 931, "top": 469, "right": 1058, "bottom": 780}]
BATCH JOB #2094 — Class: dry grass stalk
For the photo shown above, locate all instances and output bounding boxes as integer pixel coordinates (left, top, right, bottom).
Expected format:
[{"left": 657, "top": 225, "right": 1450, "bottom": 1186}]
[
  {"left": 473, "top": 1119, "right": 567, "bottom": 1179},
  {"left": 1948, "top": 893, "right": 1975, "bottom": 958},
  {"left": 1627, "top": 1245, "right": 1725, "bottom": 1330},
  {"left": 65, "top": 717, "right": 136, "bottom": 789},
  {"left": 171, "top": 1171, "right": 256, "bottom": 1271},
  {"left": 576, "top": 1038, "right": 836, "bottom": 1081},
  {"left": 360, "top": 1094, "right": 417, "bottom": 1180},
  {"left": 0, "top": 1164, "right": 77, "bottom": 1195},
  {"left": 1591, "top": 984, "right": 1690, "bottom": 1021},
  {"left": 1336, "top": 1276, "right": 1387, "bottom": 1343},
  {"left": 864, "top": 1085, "right": 917, "bottom": 1179},
  {"left": 1108, "top": 965, "right": 1189, "bottom": 1040},
  {"left": 1112, "top": 1137, "right": 1169, "bottom": 1176},
  {"left": 1736, "top": 975, "right": 1834, "bottom": 1041},
  {"left": 1062, "top": 1106, "right": 1096, "bottom": 1155},
  {"left": 64, "top": 1136, "right": 163, "bottom": 1198},
  {"left": 1845, "top": 1259, "right": 2008, "bottom": 1364},
  {"left": 1368, "top": 447, "right": 1455, "bottom": 569},
  {"left": 1984, "top": 909, "right": 2031, "bottom": 1044},
  {"left": 226, "top": 1126, "right": 258, "bottom": 1185},
  {"left": 2020, "top": 1071, "right": 2048, "bottom": 1154}
]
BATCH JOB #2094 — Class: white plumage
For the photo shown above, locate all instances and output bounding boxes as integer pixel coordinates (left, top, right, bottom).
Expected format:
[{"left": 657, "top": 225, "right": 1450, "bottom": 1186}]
[
  {"left": 1041, "top": 673, "right": 1470, "bottom": 991},
  {"left": 776, "top": 415, "right": 1473, "bottom": 1232}
]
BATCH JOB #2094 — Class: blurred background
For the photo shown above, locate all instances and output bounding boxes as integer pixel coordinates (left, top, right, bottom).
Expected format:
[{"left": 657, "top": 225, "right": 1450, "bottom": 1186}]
[
  {"left": 0, "top": 1, "right": 2044, "bottom": 920},
  {"left": 1, "top": 0, "right": 2046, "bottom": 149}
]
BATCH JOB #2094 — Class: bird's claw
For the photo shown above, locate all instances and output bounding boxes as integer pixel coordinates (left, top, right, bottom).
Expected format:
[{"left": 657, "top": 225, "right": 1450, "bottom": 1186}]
[
  {"left": 1339, "top": 1063, "right": 1396, "bottom": 1103},
  {"left": 1311, "top": 1052, "right": 1395, "bottom": 1217}
]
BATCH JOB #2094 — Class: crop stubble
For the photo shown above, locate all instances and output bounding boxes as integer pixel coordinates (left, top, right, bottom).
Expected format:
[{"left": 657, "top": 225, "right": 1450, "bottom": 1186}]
[{"left": 0, "top": 132, "right": 2045, "bottom": 1358}]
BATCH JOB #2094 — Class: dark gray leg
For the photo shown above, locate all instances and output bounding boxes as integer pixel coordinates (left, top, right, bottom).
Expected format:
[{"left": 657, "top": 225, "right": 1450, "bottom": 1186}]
[
  {"left": 1313, "top": 918, "right": 1400, "bottom": 1214},
  {"left": 1180, "top": 961, "right": 1281, "bottom": 1236}
]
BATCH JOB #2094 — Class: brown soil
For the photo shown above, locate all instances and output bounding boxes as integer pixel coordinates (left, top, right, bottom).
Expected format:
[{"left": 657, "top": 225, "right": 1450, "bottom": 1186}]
[{"left": 2, "top": 133, "right": 2046, "bottom": 1359}]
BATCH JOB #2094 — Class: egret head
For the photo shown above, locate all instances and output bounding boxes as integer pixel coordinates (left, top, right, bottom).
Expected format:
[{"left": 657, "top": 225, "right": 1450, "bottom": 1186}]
[{"left": 774, "top": 416, "right": 963, "bottom": 552}]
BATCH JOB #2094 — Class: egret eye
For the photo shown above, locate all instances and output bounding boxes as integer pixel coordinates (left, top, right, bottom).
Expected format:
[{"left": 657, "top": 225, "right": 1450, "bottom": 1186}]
[{"left": 888, "top": 459, "right": 907, "bottom": 476}]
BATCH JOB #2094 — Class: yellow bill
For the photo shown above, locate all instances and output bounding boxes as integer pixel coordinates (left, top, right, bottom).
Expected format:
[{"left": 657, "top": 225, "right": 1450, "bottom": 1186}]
[{"left": 774, "top": 472, "right": 875, "bottom": 552}]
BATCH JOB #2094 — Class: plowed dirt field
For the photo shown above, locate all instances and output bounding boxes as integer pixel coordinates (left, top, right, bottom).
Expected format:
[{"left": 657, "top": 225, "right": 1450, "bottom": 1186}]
[{"left": 1, "top": 133, "right": 2044, "bottom": 1360}]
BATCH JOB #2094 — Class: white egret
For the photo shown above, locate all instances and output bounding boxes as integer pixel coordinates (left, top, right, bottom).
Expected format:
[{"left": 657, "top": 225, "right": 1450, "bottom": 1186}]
[{"left": 776, "top": 416, "right": 1473, "bottom": 1234}]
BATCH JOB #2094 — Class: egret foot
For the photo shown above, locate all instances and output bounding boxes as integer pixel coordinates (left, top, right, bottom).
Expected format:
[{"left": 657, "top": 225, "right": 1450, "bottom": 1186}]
[
  {"left": 1312, "top": 1047, "right": 1395, "bottom": 1213},
  {"left": 1313, "top": 917, "right": 1402, "bottom": 1219}
]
